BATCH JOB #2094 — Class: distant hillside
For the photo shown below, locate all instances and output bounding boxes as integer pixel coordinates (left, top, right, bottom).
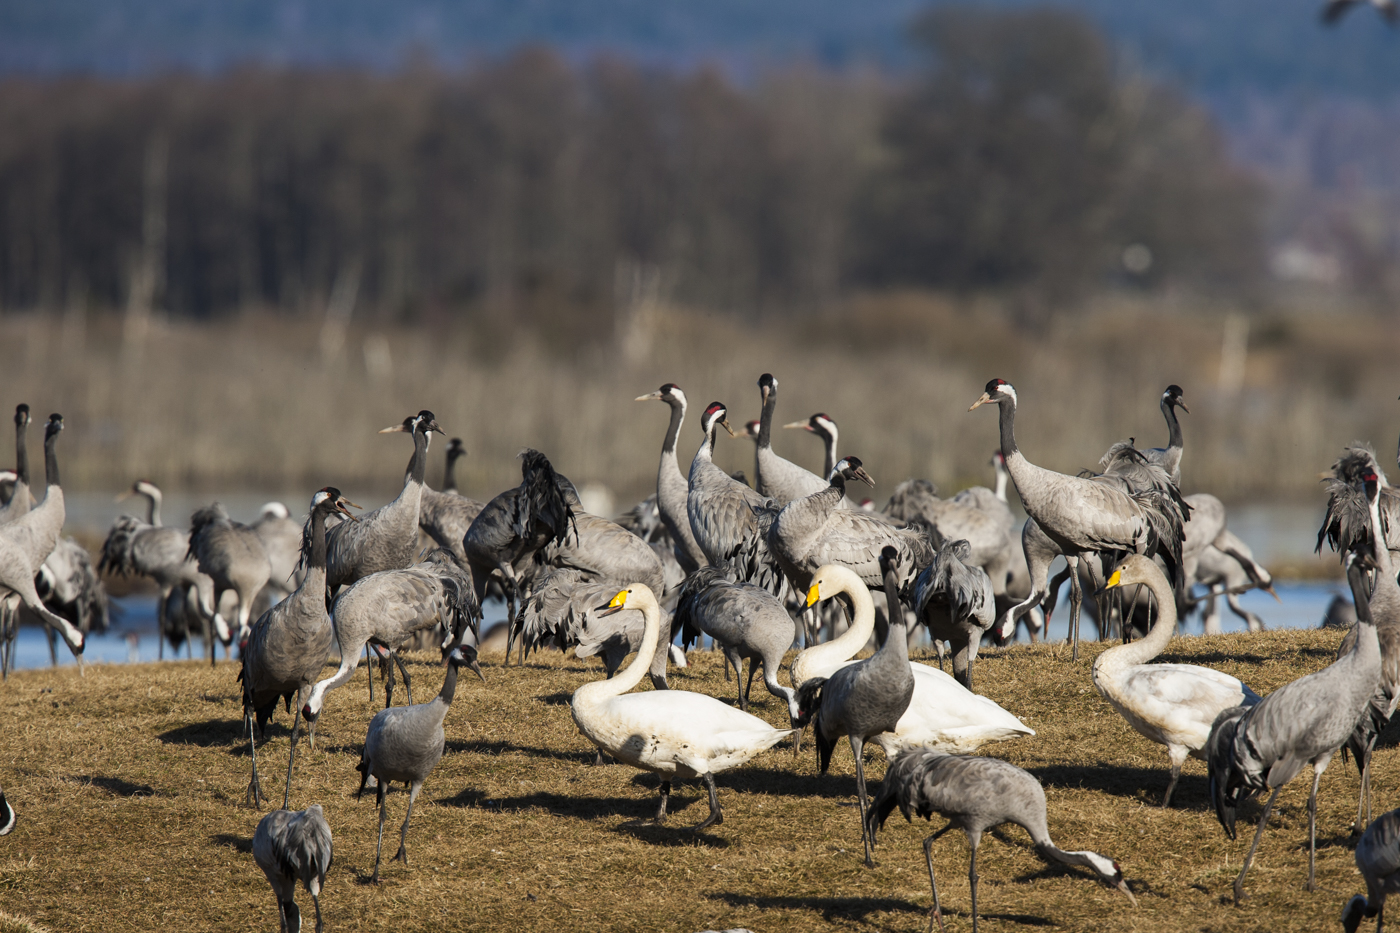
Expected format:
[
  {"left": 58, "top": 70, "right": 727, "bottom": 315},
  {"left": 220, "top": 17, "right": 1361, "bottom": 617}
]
[{"left": 3, "top": 0, "right": 1399, "bottom": 99}]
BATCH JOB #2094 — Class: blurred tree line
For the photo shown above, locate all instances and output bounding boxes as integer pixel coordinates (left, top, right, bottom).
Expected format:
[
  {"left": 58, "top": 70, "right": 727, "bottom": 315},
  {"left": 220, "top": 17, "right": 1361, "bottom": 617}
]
[{"left": 0, "top": 6, "right": 1261, "bottom": 333}]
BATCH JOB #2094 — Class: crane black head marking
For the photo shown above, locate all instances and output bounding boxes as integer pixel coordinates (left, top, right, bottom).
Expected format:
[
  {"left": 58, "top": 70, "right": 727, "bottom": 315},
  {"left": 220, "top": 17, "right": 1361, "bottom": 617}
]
[
  {"left": 758, "top": 373, "right": 776, "bottom": 391},
  {"left": 1166, "top": 385, "right": 1184, "bottom": 399},
  {"left": 14, "top": 404, "right": 28, "bottom": 425},
  {"left": 448, "top": 438, "right": 465, "bottom": 452},
  {"left": 661, "top": 383, "right": 678, "bottom": 395},
  {"left": 985, "top": 379, "right": 1008, "bottom": 394},
  {"left": 881, "top": 545, "right": 900, "bottom": 565}
]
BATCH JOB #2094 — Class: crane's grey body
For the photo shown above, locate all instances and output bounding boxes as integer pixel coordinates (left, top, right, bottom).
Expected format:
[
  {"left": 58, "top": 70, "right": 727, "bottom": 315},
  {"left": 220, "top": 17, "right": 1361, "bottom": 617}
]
[
  {"left": 1194, "top": 530, "right": 1271, "bottom": 635},
  {"left": 637, "top": 384, "right": 708, "bottom": 573},
  {"left": 868, "top": 748, "right": 1134, "bottom": 933},
  {"left": 326, "top": 413, "right": 439, "bottom": 594},
  {"left": 675, "top": 566, "right": 799, "bottom": 719},
  {"left": 805, "top": 549, "right": 915, "bottom": 866},
  {"left": 253, "top": 503, "right": 306, "bottom": 599},
  {"left": 253, "top": 804, "right": 332, "bottom": 933},
  {"left": 0, "top": 405, "right": 31, "bottom": 526},
  {"left": 356, "top": 647, "right": 480, "bottom": 883},
  {"left": 914, "top": 539, "right": 995, "bottom": 690},
  {"left": 886, "top": 480, "right": 1011, "bottom": 582},
  {"left": 462, "top": 448, "right": 576, "bottom": 662},
  {"left": 771, "top": 459, "right": 930, "bottom": 594},
  {"left": 970, "top": 381, "right": 1189, "bottom": 660},
  {"left": 418, "top": 439, "right": 484, "bottom": 563},
  {"left": 687, "top": 402, "right": 788, "bottom": 598},
  {"left": 0, "top": 415, "right": 66, "bottom": 577},
  {"left": 1319, "top": 444, "right": 1400, "bottom": 565},
  {"left": 1343, "top": 808, "right": 1400, "bottom": 933},
  {"left": 1142, "top": 385, "right": 1187, "bottom": 485},
  {"left": 187, "top": 502, "right": 272, "bottom": 653},
  {"left": 1208, "top": 544, "right": 1382, "bottom": 903},
  {"left": 303, "top": 549, "right": 479, "bottom": 721},
  {"left": 784, "top": 412, "right": 841, "bottom": 484},
  {"left": 241, "top": 490, "right": 354, "bottom": 808}
]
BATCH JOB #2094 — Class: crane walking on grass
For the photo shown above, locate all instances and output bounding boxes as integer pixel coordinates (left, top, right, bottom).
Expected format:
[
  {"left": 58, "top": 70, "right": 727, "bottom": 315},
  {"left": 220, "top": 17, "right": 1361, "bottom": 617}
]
[
  {"left": 868, "top": 747, "right": 1136, "bottom": 933},
  {"left": 253, "top": 804, "right": 333, "bottom": 933}
]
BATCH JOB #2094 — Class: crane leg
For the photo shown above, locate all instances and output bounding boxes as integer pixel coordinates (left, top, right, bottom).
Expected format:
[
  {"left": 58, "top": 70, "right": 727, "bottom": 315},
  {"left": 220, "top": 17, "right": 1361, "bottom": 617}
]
[
  {"left": 740, "top": 655, "right": 758, "bottom": 712},
  {"left": 245, "top": 711, "right": 265, "bottom": 808},
  {"left": 372, "top": 782, "right": 388, "bottom": 883},
  {"left": 366, "top": 644, "right": 376, "bottom": 704},
  {"left": 968, "top": 830, "right": 981, "bottom": 933},
  {"left": 852, "top": 735, "right": 874, "bottom": 868},
  {"left": 921, "top": 826, "right": 952, "bottom": 933},
  {"left": 312, "top": 891, "right": 323, "bottom": 933},
  {"left": 282, "top": 694, "right": 304, "bottom": 811},
  {"left": 392, "top": 650, "right": 413, "bottom": 705},
  {"left": 1234, "top": 785, "right": 1281, "bottom": 905},
  {"left": 394, "top": 780, "right": 421, "bottom": 864},
  {"left": 693, "top": 772, "right": 723, "bottom": 830},
  {"left": 653, "top": 780, "right": 671, "bottom": 823},
  {"left": 1307, "top": 767, "right": 1322, "bottom": 892},
  {"left": 1067, "top": 556, "right": 1083, "bottom": 662}
]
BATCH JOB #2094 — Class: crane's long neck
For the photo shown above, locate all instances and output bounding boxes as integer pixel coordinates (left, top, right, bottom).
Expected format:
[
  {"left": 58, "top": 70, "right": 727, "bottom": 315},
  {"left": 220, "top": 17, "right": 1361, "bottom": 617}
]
[
  {"left": 307, "top": 506, "right": 330, "bottom": 573},
  {"left": 995, "top": 397, "right": 1020, "bottom": 461},
  {"left": 407, "top": 428, "right": 430, "bottom": 487},
  {"left": 873, "top": 572, "right": 911, "bottom": 672},
  {"left": 146, "top": 488, "right": 163, "bottom": 527},
  {"left": 819, "top": 425, "right": 837, "bottom": 481},
  {"left": 1033, "top": 841, "right": 1110, "bottom": 874},
  {"left": 43, "top": 427, "right": 59, "bottom": 491},
  {"left": 1367, "top": 491, "right": 1400, "bottom": 619},
  {"left": 757, "top": 389, "right": 776, "bottom": 451},
  {"left": 1094, "top": 571, "right": 1178, "bottom": 675},
  {"left": 662, "top": 399, "right": 685, "bottom": 456},
  {"left": 13, "top": 418, "right": 28, "bottom": 488},
  {"left": 1161, "top": 398, "right": 1183, "bottom": 455},
  {"left": 444, "top": 448, "right": 462, "bottom": 493},
  {"left": 578, "top": 589, "right": 661, "bottom": 704},
  {"left": 437, "top": 661, "right": 462, "bottom": 708}
]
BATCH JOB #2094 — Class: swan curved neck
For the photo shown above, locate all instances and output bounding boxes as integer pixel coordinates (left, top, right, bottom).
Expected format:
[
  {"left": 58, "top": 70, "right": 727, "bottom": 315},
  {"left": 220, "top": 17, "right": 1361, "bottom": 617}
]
[
  {"left": 586, "top": 589, "right": 661, "bottom": 700},
  {"left": 797, "top": 569, "right": 875, "bottom": 679},
  {"left": 1097, "top": 570, "right": 1178, "bottom": 672}
]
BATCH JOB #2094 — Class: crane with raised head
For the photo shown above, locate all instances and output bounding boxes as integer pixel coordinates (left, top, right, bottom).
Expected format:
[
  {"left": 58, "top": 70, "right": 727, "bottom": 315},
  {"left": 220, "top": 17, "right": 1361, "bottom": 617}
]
[
  {"left": 636, "top": 384, "right": 708, "bottom": 573},
  {"left": 0, "top": 405, "right": 31, "bottom": 525}
]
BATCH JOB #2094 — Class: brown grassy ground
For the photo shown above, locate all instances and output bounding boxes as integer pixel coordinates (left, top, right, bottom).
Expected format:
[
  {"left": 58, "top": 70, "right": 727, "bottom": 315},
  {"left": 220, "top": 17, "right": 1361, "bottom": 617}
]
[{"left": 0, "top": 629, "right": 1383, "bottom": 932}]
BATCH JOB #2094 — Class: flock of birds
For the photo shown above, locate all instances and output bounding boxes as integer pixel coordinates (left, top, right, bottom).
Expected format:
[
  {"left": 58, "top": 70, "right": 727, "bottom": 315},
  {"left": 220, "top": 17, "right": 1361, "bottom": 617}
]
[{"left": 4, "top": 372, "right": 1400, "bottom": 931}]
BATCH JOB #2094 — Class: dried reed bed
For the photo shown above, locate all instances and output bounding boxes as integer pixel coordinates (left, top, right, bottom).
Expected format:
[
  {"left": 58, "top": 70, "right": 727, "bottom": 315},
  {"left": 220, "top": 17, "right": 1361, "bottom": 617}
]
[
  {"left": 0, "top": 295, "right": 1393, "bottom": 511},
  {"left": 0, "top": 628, "right": 1385, "bottom": 932}
]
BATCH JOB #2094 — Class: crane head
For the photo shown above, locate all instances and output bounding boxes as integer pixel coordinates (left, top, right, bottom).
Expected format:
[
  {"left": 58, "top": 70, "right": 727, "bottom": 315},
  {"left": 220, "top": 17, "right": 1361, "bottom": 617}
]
[
  {"left": 744, "top": 419, "right": 761, "bottom": 441},
  {"left": 13, "top": 403, "right": 28, "bottom": 426},
  {"left": 832, "top": 456, "right": 875, "bottom": 488},
  {"left": 700, "top": 402, "right": 735, "bottom": 438},
  {"left": 1163, "top": 384, "right": 1189, "bottom": 414},
  {"left": 757, "top": 372, "right": 777, "bottom": 402},
  {"left": 415, "top": 410, "right": 443, "bottom": 435},
  {"left": 968, "top": 378, "right": 1015, "bottom": 411}
]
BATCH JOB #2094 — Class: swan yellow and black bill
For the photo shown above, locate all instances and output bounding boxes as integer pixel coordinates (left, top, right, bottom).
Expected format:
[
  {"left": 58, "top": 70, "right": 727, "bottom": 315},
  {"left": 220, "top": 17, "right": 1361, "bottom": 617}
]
[
  {"left": 1105, "top": 569, "right": 1123, "bottom": 589},
  {"left": 608, "top": 590, "right": 629, "bottom": 609},
  {"left": 805, "top": 583, "right": 821, "bottom": 608}
]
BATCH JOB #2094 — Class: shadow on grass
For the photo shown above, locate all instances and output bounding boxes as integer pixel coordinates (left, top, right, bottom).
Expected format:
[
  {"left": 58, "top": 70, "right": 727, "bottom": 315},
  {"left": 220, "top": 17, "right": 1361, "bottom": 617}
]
[
  {"left": 438, "top": 787, "right": 688, "bottom": 821},
  {"left": 1157, "top": 651, "right": 1270, "bottom": 666},
  {"left": 707, "top": 892, "right": 927, "bottom": 923},
  {"left": 75, "top": 775, "right": 158, "bottom": 797},
  {"left": 158, "top": 719, "right": 245, "bottom": 749},
  {"left": 534, "top": 691, "right": 573, "bottom": 707},
  {"left": 612, "top": 821, "right": 730, "bottom": 849},
  {"left": 1026, "top": 764, "right": 1210, "bottom": 808},
  {"left": 211, "top": 832, "right": 253, "bottom": 854},
  {"left": 723, "top": 765, "right": 860, "bottom": 800},
  {"left": 442, "top": 738, "right": 589, "bottom": 763}
]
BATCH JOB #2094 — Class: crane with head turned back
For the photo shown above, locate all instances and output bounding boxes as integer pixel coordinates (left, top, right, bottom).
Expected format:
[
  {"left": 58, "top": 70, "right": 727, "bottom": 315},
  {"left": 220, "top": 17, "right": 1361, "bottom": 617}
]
[
  {"left": 636, "top": 384, "right": 708, "bottom": 574},
  {"left": 868, "top": 747, "right": 1136, "bottom": 933},
  {"left": 969, "top": 380, "right": 1190, "bottom": 660},
  {"left": 1208, "top": 490, "right": 1382, "bottom": 905}
]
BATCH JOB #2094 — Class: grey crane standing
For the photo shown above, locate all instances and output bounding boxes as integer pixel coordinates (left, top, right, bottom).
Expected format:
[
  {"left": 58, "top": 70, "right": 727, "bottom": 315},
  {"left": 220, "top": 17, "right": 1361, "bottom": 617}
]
[
  {"left": 802, "top": 547, "right": 915, "bottom": 867},
  {"left": 325, "top": 411, "right": 440, "bottom": 594},
  {"left": 100, "top": 480, "right": 212, "bottom": 659},
  {"left": 686, "top": 402, "right": 788, "bottom": 598},
  {"left": 914, "top": 539, "right": 995, "bottom": 690},
  {"left": 1343, "top": 807, "right": 1400, "bottom": 933},
  {"left": 240, "top": 488, "right": 358, "bottom": 808},
  {"left": 1335, "top": 469, "right": 1400, "bottom": 834},
  {"left": 1193, "top": 530, "right": 1272, "bottom": 635},
  {"left": 0, "top": 405, "right": 31, "bottom": 525},
  {"left": 970, "top": 380, "right": 1190, "bottom": 660},
  {"left": 770, "top": 458, "right": 931, "bottom": 595},
  {"left": 1143, "top": 385, "right": 1188, "bottom": 485},
  {"left": 302, "top": 549, "right": 479, "bottom": 725},
  {"left": 252, "top": 502, "right": 306, "bottom": 601},
  {"left": 1319, "top": 443, "right": 1400, "bottom": 565},
  {"left": 784, "top": 412, "right": 841, "bottom": 481},
  {"left": 867, "top": 748, "right": 1136, "bottom": 933},
  {"left": 753, "top": 374, "right": 840, "bottom": 507},
  {"left": 356, "top": 646, "right": 482, "bottom": 883},
  {"left": 253, "top": 803, "right": 333, "bottom": 933},
  {"left": 462, "top": 448, "right": 576, "bottom": 664},
  {"left": 1208, "top": 521, "right": 1382, "bottom": 904},
  {"left": 674, "top": 566, "right": 800, "bottom": 720},
  {"left": 187, "top": 502, "right": 272, "bottom": 660},
  {"left": 418, "top": 438, "right": 484, "bottom": 563},
  {"left": 636, "top": 384, "right": 708, "bottom": 573}
]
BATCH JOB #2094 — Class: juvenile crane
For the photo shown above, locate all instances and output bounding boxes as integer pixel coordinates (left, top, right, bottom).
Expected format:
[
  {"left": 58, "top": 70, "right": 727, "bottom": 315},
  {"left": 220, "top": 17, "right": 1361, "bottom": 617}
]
[
  {"left": 357, "top": 646, "right": 483, "bottom": 883},
  {"left": 868, "top": 748, "right": 1136, "bottom": 933},
  {"left": 253, "top": 804, "right": 332, "bottom": 933}
]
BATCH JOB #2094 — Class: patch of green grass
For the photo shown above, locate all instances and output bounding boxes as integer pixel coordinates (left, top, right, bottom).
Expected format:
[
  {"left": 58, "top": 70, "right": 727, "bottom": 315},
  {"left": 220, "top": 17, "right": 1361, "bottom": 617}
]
[{"left": 0, "top": 630, "right": 1378, "bottom": 931}]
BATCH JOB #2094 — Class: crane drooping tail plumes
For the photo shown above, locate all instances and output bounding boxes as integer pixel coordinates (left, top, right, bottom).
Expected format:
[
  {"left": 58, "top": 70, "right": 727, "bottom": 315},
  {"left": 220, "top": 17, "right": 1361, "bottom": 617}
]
[
  {"left": 1318, "top": 444, "right": 1400, "bottom": 563},
  {"left": 914, "top": 538, "right": 995, "bottom": 691},
  {"left": 253, "top": 804, "right": 333, "bottom": 933}
]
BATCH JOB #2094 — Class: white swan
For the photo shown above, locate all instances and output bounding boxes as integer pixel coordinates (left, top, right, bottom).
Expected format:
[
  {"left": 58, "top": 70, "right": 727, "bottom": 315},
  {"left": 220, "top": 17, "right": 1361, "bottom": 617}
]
[
  {"left": 1098, "top": 553, "right": 1261, "bottom": 807},
  {"left": 571, "top": 583, "right": 793, "bottom": 829},
  {"left": 793, "top": 564, "right": 1033, "bottom": 755}
]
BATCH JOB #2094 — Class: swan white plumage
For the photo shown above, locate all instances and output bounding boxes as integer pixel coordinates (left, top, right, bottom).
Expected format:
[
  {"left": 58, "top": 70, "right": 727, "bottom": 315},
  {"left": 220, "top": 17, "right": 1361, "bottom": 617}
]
[
  {"left": 571, "top": 583, "right": 793, "bottom": 829},
  {"left": 1098, "top": 553, "right": 1261, "bottom": 807},
  {"left": 793, "top": 564, "right": 1033, "bottom": 755}
]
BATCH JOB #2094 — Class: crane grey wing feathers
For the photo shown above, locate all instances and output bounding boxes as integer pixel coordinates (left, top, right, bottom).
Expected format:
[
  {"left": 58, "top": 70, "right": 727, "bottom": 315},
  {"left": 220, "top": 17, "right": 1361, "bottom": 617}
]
[
  {"left": 871, "top": 749, "right": 1049, "bottom": 841},
  {"left": 541, "top": 511, "right": 665, "bottom": 597},
  {"left": 418, "top": 487, "right": 483, "bottom": 560},
  {"left": 365, "top": 704, "right": 447, "bottom": 782},
  {"left": 914, "top": 539, "right": 995, "bottom": 630},
  {"left": 688, "top": 460, "right": 788, "bottom": 597},
  {"left": 757, "top": 446, "right": 833, "bottom": 507}
]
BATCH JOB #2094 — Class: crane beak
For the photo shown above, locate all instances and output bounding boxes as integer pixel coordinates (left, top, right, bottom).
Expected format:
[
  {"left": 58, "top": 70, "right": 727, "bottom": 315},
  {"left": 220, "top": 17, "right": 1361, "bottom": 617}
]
[
  {"left": 851, "top": 466, "right": 876, "bottom": 488},
  {"left": 1264, "top": 584, "right": 1280, "bottom": 602},
  {"left": 1115, "top": 879, "right": 1138, "bottom": 907},
  {"left": 115, "top": 490, "right": 133, "bottom": 502},
  {"left": 1176, "top": 400, "right": 1190, "bottom": 415},
  {"left": 335, "top": 498, "right": 361, "bottom": 521},
  {"left": 968, "top": 392, "right": 992, "bottom": 412},
  {"left": 469, "top": 657, "right": 485, "bottom": 681},
  {"left": 782, "top": 420, "right": 811, "bottom": 431},
  {"left": 378, "top": 423, "right": 409, "bottom": 434},
  {"left": 635, "top": 391, "right": 663, "bottom": 402},
  {"left": 719, "top": 417, "right": 736, "bottom": 437}
]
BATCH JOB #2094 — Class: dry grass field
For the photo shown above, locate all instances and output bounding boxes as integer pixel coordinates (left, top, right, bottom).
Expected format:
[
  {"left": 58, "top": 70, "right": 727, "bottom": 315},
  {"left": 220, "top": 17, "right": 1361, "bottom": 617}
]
[{"left": 0, "top": 629, "right": 1384, "bottom": 932}]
